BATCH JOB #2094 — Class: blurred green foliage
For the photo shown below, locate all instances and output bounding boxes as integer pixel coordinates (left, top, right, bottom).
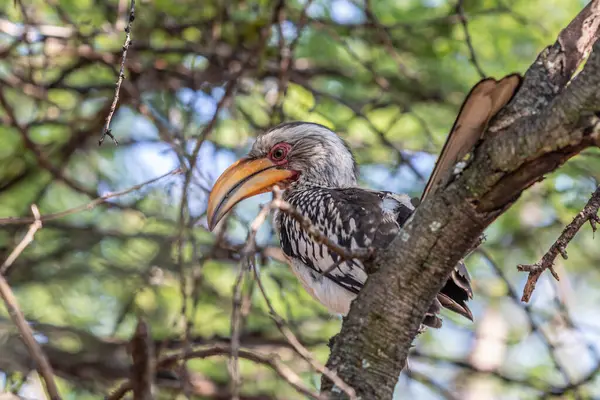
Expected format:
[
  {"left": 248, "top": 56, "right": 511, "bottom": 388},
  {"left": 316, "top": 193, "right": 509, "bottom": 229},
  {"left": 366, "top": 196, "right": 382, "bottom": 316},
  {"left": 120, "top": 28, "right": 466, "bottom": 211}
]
[{"left": 0, "top": 0, "right": 599, "bottom": 399}]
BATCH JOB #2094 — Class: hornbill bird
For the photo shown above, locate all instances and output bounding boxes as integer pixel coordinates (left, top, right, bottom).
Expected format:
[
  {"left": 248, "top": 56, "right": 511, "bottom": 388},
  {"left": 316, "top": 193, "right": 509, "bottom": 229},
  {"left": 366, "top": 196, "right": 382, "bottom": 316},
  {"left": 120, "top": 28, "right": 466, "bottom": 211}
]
[{"left": 207, "top": 75, "right": 521, "bottom": 328}]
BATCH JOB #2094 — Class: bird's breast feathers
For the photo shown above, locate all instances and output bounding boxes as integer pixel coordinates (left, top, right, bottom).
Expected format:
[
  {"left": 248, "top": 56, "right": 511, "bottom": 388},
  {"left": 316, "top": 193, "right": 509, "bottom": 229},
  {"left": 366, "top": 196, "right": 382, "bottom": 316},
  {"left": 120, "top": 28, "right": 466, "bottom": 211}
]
[{"left": 275, "top": 187, "right": 413, "bottom": 314}]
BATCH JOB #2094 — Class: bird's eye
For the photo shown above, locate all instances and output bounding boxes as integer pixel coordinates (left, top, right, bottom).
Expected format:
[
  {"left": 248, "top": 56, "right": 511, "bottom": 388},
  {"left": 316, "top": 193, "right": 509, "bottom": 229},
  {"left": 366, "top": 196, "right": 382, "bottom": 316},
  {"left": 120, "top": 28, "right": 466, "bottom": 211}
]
[{"left": 270, "top": 145, "right": 288, "bottom": 162}]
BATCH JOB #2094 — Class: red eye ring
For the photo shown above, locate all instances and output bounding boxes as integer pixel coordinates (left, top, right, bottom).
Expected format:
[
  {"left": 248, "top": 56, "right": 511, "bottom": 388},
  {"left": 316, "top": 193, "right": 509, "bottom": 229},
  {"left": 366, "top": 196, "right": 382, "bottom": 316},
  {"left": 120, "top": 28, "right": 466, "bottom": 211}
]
[{"left": 269, "top": 143, "right": 290, "bottom": 164}]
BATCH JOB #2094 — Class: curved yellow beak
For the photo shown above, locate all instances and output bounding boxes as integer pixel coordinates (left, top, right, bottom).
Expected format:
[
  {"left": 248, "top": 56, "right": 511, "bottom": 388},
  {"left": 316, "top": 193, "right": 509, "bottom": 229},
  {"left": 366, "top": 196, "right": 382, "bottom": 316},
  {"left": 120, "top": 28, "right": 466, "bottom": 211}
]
[{"left": 206, "top": 157, "right": 296, "bottom": 230}]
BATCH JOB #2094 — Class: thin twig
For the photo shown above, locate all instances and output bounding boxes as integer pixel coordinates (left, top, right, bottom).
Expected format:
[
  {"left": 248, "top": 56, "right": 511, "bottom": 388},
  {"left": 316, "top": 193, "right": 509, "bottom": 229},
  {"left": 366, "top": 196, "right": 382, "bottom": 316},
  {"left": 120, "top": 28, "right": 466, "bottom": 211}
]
[
  {"left": 456, "top": 0, "right": 486, "bottom": 78},
  {"left": 307, "top": 20, "right": 430, "bottom": 179},
  {"left": 518, "top": 185, "right": 600, "bottom": 302},
  {"left": 405, "top": 369, "right": 459, "bottom": 400},
  {"left": 251, "top": 258, "right": 358, "bottom": 399},
  {"left": 227, "top": 199, "right": 275, "bottom": 398},
  {"left": 175, "top": 5, "right": 285, "bottom": 395},
  {"left": 99, "top": 0, "right": 135, "bottom": 146},
  {"left": 271, "top": 0, "right": 315, "bottom": 122},
  {"left": 0, "top": 205, "right": 61, "bottom": 400},
  {"left": 272, "top": 197, "right": 373, "bottom": 262},
  {"left": 0, "top": 168, "right": 182, "bottom": 227},
  {"left": 0, "top": 206, "right": 43, "bottom": 275},
  {"left": 479, "top": 249, "right": 574, "bottom": 385},
  {"left": 229, "top": 262, "right": 247, "bottom": 400},
  {"left": 158, "top": 344, "right": 324, "bottom": 399},
  {"left": 232, "top": 189, "right": 357, "bottom": 398},
  {"left": 173, "top": 71, "right": 239, "bottom": 399}
]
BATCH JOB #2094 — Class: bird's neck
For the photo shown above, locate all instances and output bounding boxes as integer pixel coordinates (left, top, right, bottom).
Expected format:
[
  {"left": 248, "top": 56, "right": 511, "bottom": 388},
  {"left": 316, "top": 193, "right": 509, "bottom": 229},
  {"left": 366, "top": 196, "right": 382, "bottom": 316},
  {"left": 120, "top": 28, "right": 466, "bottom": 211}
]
[
  {"left": 289, "top": 178, "right": 354, "bottom": 192},
  {"left": 292, "top": 168, "right": 357, "bottom": 190}
]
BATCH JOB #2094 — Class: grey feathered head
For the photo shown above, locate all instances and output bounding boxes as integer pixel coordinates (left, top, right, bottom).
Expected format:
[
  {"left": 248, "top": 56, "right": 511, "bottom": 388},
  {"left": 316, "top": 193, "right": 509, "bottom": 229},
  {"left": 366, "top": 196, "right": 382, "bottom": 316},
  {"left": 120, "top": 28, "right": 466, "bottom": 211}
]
[
  {"left": 207, "top": 122, "right": 357, "bottom": 229},
  {"left": 249, "top": 122, "right": 358, "bottom": 187}
]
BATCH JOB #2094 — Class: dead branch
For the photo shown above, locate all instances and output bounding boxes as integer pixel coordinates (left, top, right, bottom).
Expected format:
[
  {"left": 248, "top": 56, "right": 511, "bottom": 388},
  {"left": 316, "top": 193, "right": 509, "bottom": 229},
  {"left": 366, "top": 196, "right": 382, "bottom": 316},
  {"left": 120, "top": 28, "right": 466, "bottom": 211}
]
[
  {"left": 158, "top": 344, "right": 324, "bottom": 400},
  {"left": 236, "top": 188, "right": 357, "bottom": 399},
  {"left": 99, "top": 0, "right": 135, "bottom": 146},
  {"left": 456, "top": 0, "right": 486, "bottom": 78},
  {"left": 272, "top": 196, "right": 373, "bottom": 262},
  {"left": 0, "top": 168, "right": 182, "bottom": 227},
  {"left": 0, "top": 205, "right": 61, "bottom": 400},
  {"left": 518, "top": 185, "right": 600, "bottom": 302},
  {"left": 251, "top": 259, "right": 357, "bottom": 400},
  {"left": 0, "top": 206, "right": 42, "bottom": 275}
]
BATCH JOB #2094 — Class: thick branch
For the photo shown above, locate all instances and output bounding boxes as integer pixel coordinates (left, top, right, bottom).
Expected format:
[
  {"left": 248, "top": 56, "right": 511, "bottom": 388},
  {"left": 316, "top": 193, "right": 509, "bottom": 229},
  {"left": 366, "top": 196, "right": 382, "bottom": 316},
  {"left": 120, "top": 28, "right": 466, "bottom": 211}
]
[{"left": 322, "top": 2, "right": 600, "bottom": 398}]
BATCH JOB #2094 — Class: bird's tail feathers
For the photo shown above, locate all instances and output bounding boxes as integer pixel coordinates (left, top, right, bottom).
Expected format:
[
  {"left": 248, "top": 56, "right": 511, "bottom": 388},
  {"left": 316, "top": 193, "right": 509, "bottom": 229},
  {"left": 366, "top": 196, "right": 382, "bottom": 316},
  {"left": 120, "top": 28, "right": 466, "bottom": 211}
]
[
  {"left": 422, "top": 262, "right": 474, "bottom": 329},
  {"left": 422, "top": 298, "right": 443, "bottom": 329},
  {"left": 421, "top": 74, "right": 522, "bottom": 200},
  {"left": 437, "top": 293, "right": 473, "bottom": 321}
]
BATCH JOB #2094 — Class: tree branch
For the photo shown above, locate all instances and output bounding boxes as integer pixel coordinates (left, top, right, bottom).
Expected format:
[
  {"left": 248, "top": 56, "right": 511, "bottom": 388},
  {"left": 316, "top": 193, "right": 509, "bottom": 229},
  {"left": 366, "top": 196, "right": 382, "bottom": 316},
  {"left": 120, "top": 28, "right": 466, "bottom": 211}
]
[
  {"left": 322, "top": 2, "right": 600, "bottom": 398},
  {"left": 0, "top": 206, "right": 61, "bottom": 400},
  {"left": 130, "top": 319, "right": 154, "bottom": 400},
  {"left": 0, "top": 168, "right": 182, "bottom": 227},
  {"left": 518, "top": 185, "right": 600, "bottom": 302},
  {"left": 99, "top": 0, "right": 135, "bottom": 146}
]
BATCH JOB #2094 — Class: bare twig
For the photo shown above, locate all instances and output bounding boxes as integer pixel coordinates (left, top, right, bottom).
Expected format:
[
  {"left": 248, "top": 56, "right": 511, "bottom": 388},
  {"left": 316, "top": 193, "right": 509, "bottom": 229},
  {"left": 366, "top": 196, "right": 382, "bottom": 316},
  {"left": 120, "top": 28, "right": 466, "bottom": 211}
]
[
  {"left": 251, "top": 259, "right": 358, "bottom": 400},
  {"left": 244, "top": 187, "right": 371, "bottom": 274},
  {"left": 405, "top": 369, "right": 459, "bottom": 400},
  {"left": 272, "top": 197, "right": 373, "bottom": 262},
  {"left": 228, "top": 262, "right": 247, "bottom": 400},
  {"left": 0, "top": 205, "right": 61, "bottom": 400},
  {"left": 479, "top": 249, "right": 574, "bottom": 384},
  {"left": 518, "top": 185, "right": 600, "bottom": 302},
  {"left": 271, "top": 0, "right": 315, "bottom": 122},
  {"left": 99, "top": 0, "right": 135, "bottom": 146},
  {"left": 172, "top": 3, "right": 284, "bottom": 395},
  {"left": 173, "top": 41, "right": 243, "bottom": 400},
  {"left": 0, "top": 206, "right": 42, "bottom": 275},
  {"left": 158, "top": 344, "right": 324, "bottom": 399},
  {"left": 0, "top": 168, "right": 182, "bottom": 227},
  {"left": 227, "top": 198, "right": 275, "bottom": 398},
  {"left": 231, "top": 189, "right": 357, "bottom": 399},
  {"left": 456, "top": 0, "right": 487, "bottom": 78}
]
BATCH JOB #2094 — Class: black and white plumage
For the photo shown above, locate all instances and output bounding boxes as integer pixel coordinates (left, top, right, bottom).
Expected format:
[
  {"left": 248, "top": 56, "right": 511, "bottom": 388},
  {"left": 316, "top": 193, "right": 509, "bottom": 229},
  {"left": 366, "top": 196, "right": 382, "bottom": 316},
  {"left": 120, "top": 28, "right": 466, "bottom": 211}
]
[
  {"left": 207, "top": 75, "right": 521, "bottom": 328},
  {"left": 253, "top": 123, "right": 471, "bottom": 328}
]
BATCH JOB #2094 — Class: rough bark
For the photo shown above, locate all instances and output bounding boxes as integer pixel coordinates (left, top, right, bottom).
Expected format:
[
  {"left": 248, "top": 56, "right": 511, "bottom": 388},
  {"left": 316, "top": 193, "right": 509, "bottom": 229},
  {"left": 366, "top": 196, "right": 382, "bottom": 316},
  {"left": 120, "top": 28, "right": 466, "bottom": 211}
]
[{"left": 322, "top": 2, "right": 600, "bottom": 398}]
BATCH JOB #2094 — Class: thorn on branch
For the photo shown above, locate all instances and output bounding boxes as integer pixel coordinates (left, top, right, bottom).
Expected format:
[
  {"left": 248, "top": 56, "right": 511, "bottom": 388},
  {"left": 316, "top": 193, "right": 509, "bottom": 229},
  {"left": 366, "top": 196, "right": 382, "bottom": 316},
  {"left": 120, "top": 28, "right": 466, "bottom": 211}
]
[{"left": 558, "top": 246, "right": 568, "bottom": 260}]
